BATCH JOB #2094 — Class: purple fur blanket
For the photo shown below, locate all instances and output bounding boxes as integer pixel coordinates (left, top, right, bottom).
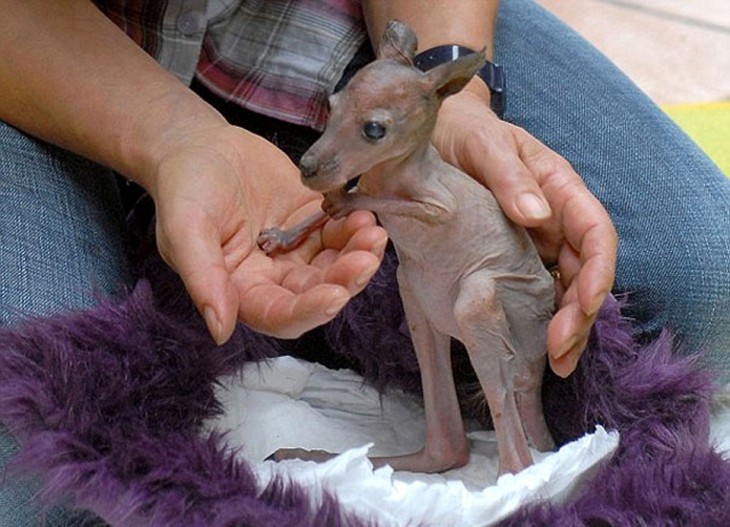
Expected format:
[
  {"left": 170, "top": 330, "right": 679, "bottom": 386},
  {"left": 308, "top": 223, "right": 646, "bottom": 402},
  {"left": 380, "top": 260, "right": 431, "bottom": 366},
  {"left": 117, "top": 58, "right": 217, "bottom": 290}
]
[{"left": 0, "top": 249, "right": 728, "bottom": 526}]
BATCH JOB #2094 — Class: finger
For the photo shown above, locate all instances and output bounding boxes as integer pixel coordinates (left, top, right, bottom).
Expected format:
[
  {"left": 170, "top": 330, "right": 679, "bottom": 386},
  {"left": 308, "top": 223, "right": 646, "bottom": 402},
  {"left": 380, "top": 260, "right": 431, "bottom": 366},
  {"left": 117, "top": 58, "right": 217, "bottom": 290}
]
[
  {"left": 285, "top": 212, "right": 386, "bottom": 266},
  {"left": 278, "top": 222, "right": 385, "bottom": 294},
  {"left": 340, "top": 222, "right": 388, "bottom": 259},
  {"left": 322, "top": 250, "right": 382, "bottom": 295},
  {"left": 548, "top": 327, "right": 590, "bottom": 378},
  {"left": 312, "top": 223, "right": 387, "bottom": 267},
  {"left": 546, "top": 289, "right": 592, "bottom": 367},
  {"left": 237, "top": 282, "right": 350, "bottom": 339},
  {"left": 561, "top": 191, "right": 618, "bottom": 315},
  {"left": 323, "top": 222, "right": 386, "bottom": 294},
  {"left": 557, "top": 244, "right": 581, "bottom": 288},
  {"left": 280, "top": 265, "right": 325, "bottom": 294},
  {"left": 549, "top": 336, "right": 589, "bottom": 379},
  {"left": 577, "top": 250, "right": 615, "bottom": 317},
  {"left": 465, "top": 128, "right": 552, "bottom": 227},
  {"left": 157, "top": 219, "right": 239, "bottom": 345},
  {"left": 320, "top": 210, "right": 381, "bottom": 250},
  {"left": 279, "top": 246, "right": 381, "bottom": 296}
]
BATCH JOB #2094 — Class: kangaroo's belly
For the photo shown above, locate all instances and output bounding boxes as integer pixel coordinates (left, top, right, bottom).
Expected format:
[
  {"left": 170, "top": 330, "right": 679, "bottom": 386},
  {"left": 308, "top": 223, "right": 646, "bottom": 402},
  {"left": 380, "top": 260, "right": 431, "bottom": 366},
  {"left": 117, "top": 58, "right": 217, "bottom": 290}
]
[
  {"left": 380, "top": 198, "right": 554, "bottom": 342},
  {"left": 379, "top": 196, "right": 544, "bottom": 280},
  {"left": 396, "top": 259, "right": 463, "bottom": 337}
]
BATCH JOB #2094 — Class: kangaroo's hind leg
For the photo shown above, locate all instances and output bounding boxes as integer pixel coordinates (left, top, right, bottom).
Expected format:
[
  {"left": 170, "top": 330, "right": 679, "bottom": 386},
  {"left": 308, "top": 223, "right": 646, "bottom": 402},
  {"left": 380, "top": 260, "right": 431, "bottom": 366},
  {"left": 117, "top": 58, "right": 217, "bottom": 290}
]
[
  {"left": 515, "top": 355, "right": 555, "bottom": 452},
  {"left": 270, "top": 276, "right": 470, "bottom": 473},
  {"left": 370, "top": 276, "right": 470, "bottom": 473},
  {"left": 506, "top": 290, "right": 555, "bottom": 453},
  {"left": 454, "top": 272, "right": 533, "bottom": 475}
]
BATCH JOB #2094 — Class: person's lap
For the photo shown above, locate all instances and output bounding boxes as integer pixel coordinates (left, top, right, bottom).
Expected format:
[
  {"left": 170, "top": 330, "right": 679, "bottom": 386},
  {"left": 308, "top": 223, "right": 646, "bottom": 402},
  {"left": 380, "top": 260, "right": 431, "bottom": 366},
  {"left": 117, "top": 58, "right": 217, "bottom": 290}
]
[
  {"left": 0, "top": 120, "right": 131, "bottom": 525},
  {"left": 496, "top": 0, "right": 730, "bottom": 379},
  {"left": 2, "top": 1, "right": 728, "bottom": 524}
]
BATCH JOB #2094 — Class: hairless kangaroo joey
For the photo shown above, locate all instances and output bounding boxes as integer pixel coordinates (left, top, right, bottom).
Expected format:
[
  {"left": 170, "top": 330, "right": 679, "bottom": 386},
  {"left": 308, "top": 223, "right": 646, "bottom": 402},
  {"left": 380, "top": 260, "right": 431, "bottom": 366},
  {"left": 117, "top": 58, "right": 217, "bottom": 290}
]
[{"left": 258, "top": 20, "right": 556, "bottom": 476}]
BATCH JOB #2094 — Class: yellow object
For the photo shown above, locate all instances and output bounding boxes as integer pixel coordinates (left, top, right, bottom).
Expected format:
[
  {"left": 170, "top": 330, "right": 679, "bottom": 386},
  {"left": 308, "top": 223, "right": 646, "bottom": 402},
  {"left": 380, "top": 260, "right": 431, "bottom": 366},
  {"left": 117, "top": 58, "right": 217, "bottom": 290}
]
[{"left": 663, "top": 102, "right": 730, "bottom": 177}]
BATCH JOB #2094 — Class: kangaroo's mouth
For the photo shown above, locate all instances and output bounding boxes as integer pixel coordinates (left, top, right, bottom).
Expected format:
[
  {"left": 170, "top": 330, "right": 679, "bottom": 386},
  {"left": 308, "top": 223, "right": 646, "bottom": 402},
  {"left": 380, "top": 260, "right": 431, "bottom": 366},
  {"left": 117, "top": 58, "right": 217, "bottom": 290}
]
[
  {"left": 298, "top": 148, "right": 363, "bottom": 193},
  {"left": 344, "top": 175, "right": 361, "bottom": 191},
  {"left": 300, "top": 168, "right": 359, "bottom": 194},
  {"left": 299, "top": 172, "right": 345, "bottom": 193}
]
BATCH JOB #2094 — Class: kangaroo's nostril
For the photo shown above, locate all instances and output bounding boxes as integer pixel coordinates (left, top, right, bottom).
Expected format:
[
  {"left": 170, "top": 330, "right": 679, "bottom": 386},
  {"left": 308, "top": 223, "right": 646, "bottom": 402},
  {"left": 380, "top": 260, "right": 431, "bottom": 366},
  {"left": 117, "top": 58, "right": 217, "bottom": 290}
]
[{"left": 299, "top": 153, "right": 317, "bottom": 179}]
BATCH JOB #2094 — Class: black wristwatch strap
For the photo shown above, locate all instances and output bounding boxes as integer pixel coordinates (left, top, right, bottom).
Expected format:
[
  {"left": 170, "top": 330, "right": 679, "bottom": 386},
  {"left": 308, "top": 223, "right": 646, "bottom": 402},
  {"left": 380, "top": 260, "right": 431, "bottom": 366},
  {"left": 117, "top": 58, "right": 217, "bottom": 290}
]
[{"left": 414, "top": 45, "right": 505, "bottom": 119}]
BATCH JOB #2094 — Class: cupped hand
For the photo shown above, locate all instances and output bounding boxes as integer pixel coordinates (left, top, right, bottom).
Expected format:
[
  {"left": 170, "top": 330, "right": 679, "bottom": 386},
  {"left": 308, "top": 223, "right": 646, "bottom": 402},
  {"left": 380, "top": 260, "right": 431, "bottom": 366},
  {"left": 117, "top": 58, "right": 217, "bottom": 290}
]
[
  {"left": 433, "top": 80, "right": 618, "bottom": 377},
  {"left": 148, "top": 123, "right": 388, "bottom": 344}
]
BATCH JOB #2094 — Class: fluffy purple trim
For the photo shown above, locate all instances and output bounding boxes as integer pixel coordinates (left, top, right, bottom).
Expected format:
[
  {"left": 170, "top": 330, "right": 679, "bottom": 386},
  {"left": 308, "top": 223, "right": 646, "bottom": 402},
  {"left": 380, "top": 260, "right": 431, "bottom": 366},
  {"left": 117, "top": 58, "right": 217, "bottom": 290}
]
[
  {"left": 0, "top": 248, "right": 728, "bottom": 526},
  {"left": 499, "top": 296, "right": 730, "bottom": 526},
  {"left": 326, "top": 249, "right": 730, "bottom": 524},
  {"left": 0, "top": 272, "right": 373, "bottom": 527}
]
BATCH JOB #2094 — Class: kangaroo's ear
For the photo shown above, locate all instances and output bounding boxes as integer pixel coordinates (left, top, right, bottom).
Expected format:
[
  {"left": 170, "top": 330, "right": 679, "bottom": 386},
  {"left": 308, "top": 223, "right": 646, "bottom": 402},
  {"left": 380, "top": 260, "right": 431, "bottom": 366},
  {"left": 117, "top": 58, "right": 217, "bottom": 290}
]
[
  {"left": 422, "top": 50, "right": 486, "bottom": 100},
  {"left": 378, "top": 20, "right": 417, "bottom": 65}
]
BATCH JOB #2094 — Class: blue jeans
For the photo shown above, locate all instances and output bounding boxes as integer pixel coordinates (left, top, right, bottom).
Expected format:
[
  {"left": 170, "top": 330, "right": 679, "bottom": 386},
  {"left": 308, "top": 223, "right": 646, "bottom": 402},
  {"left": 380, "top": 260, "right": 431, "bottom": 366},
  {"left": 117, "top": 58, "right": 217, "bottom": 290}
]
[
  {"left": 1, "top": 0, "right": 728, "bottom": 524},
  {"left": 496, "top": 0, "right": 730, "bottom": 374},
  {"left": 0, "top": 122, "right": 131, "bottom": 524}
]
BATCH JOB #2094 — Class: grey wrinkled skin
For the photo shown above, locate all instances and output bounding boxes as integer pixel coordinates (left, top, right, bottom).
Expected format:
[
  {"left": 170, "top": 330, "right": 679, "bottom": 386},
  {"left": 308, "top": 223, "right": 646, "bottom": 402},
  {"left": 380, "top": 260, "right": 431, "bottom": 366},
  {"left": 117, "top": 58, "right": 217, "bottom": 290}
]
[{"left": 259, "top": 20, "right": 555, "bottom": 476}]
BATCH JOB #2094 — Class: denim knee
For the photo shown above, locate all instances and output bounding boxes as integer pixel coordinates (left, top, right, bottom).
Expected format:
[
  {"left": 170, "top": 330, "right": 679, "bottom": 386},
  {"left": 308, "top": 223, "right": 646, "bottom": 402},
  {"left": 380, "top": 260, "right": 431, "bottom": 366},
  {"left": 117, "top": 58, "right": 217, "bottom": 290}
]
[
  {"left": 616, "top": 175, "right": 730, "bottom": 381},
  {"left": 0, "top": 120, "right": 134, "bottom": 524},
  {"left": 0, "top": 120, "right": 133, "bottom": 323},
  {"left": 496, "top": 0, "right": 730, "bottom": 382}
]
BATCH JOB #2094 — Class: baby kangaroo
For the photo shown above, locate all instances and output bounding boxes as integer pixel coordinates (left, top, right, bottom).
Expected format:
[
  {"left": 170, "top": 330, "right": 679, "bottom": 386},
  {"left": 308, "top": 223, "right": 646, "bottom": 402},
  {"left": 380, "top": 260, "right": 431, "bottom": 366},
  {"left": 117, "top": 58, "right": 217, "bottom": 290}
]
[{"left": 258, "top": 20, "right": 555, "bottom": 475}]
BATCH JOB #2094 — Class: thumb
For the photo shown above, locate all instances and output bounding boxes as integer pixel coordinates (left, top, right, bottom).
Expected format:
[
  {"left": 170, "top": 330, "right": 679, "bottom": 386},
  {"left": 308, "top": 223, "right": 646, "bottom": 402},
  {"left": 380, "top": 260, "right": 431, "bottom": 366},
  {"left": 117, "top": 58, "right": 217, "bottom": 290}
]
[
  {"left": 475, "top": 135, "right": 552, "bottom": 227},
  {"left": 488, "top": 162, "right": 552, "bottom": 227},
  {"left": 461, "top": 125, "right": 551, "bottom": 227},
  {"left": 156, "top": 219, "right": 239, "bottom": 345}
]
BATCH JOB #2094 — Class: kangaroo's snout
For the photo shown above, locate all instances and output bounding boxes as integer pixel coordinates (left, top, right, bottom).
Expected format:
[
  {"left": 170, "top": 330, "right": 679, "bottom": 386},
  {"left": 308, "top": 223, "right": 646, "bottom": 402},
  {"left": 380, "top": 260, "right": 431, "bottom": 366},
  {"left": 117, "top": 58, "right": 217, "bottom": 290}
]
[
  {"left": 299, "top": 152, "right": 318, "bottom": 180},
  {"left": 298, "top": 148, "right": 346, "bottom": 192}
]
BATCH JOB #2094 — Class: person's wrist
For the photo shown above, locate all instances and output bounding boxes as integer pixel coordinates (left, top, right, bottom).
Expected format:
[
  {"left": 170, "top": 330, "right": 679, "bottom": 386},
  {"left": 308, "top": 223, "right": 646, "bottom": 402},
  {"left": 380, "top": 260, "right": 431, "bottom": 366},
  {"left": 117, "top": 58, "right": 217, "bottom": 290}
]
[
  {"left": 120, "top": 90, "right": 228, "bottom": 194},
  {"left": 462, "top": 76, "right": 492, "bottom": 107}
]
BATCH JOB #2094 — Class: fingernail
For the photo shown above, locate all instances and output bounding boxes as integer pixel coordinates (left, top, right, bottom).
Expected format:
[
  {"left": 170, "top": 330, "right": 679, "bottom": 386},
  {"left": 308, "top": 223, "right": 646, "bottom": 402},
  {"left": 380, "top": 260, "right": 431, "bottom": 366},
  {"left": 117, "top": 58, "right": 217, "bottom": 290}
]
[
  {"left": 553, "top": 335, "right": 578, "bottom": 361},
  {"left": 373, "top": 237, "right": 388, "bottom": 255},
  {"left": 551, "top": 351, "right": 578, "bottom": 378},
  {"left": 325, "top": 294, "right": 349, "bottom": 316},
  {"left": 516, "top": 194, "right": 551, "bottom": 221},
  {"left": 355, "top": 262, "right": 380, "bottom": 287},
  {"left": 587, "top": 292, "right": 607, "bottom": 316},
  {"left": 203, "top": 305, "right": 224, "bottom": 345}
]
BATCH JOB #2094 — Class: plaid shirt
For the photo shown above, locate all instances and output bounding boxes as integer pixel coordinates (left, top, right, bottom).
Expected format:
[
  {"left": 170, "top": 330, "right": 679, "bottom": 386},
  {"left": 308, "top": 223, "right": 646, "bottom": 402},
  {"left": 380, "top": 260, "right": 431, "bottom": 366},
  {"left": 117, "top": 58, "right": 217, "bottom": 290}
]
[{"left": 94, "top": 0, "right": 367, "bottom": 130}]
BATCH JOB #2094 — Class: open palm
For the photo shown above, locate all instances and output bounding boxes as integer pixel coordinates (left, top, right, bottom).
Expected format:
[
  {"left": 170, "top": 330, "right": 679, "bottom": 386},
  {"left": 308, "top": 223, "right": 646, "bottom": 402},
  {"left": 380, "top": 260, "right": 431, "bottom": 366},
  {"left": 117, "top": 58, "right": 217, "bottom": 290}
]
[{"left": 151, "top": 125, "right": 388, "bottom": 343}]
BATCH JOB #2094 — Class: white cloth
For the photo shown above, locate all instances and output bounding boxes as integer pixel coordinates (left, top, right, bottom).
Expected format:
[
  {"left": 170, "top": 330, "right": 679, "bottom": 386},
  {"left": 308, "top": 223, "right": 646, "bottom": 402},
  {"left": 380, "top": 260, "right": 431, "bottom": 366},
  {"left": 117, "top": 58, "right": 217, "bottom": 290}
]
[{"left": 205, "top": 356, "right": 625, "bottom": 526}]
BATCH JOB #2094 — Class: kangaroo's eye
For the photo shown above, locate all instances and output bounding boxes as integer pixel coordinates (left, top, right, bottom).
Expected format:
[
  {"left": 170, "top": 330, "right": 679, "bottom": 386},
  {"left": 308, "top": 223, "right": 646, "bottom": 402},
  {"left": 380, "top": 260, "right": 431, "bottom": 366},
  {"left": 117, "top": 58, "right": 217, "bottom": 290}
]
[{"left": 362, "top": 121, "right": 387, "bottom": 141}]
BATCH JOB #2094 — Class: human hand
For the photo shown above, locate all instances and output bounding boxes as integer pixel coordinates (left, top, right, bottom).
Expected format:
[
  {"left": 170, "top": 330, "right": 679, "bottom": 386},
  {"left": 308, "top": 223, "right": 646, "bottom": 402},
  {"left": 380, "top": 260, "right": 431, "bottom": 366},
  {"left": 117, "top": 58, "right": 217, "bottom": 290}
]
[
  {"left": 148, "top": 123, "right": 388, "bottom": 344},
  {"left": 432, "top": 80, "right": 618, "bottom": 378}
]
